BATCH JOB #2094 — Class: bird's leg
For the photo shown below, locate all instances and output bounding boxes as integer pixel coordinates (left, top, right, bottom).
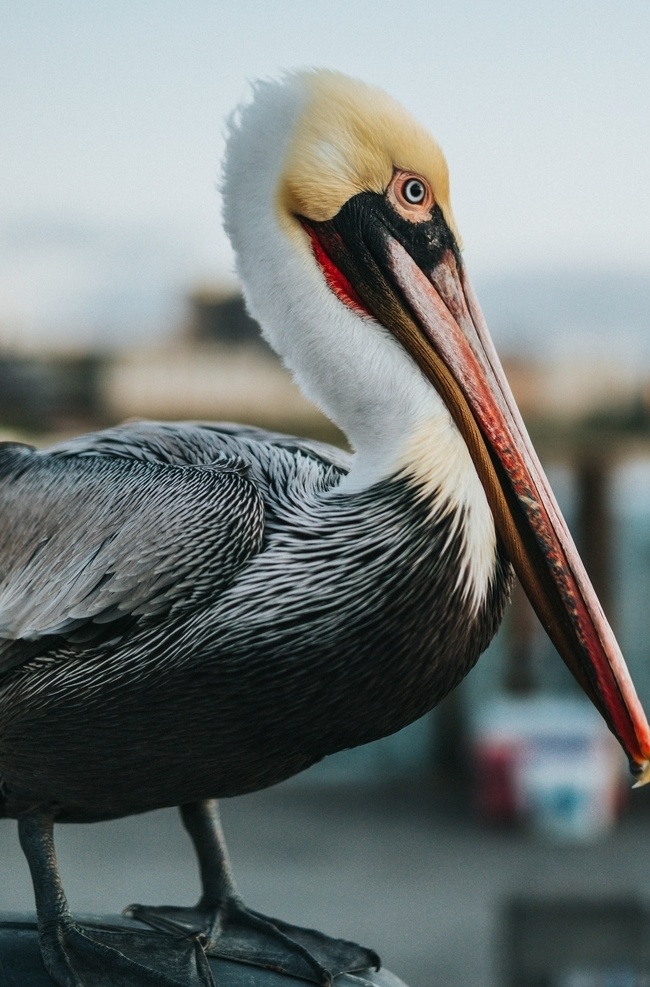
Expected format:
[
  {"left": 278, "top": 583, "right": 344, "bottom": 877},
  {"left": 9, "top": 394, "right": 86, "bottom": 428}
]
[
  {"left": 125, "top": 799, "right": 242, "bottom": 938},
  {"left": 128, "top": 799, "right": 380, "bottom": 986},
  {"left": 181, "top": 798, "right": 240, "bottom": 912},
  {"left": 18, "top": 812, "right": 214, "bottom": 987}
]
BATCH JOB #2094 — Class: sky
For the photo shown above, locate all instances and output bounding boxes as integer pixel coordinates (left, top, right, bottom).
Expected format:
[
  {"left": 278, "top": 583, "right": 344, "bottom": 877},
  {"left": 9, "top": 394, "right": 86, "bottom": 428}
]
[{"left": 1, "top": 0, "right": 650, "bottom": 349}]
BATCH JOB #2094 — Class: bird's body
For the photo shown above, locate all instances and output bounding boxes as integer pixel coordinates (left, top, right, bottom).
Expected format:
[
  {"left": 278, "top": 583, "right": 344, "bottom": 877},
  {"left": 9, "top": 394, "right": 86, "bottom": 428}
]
[
  {"left": 0, "top": 419, "right": 509, "bottom": 822},
  {"left": 3, "top": 68, "right": 650, "bottom": 987}
]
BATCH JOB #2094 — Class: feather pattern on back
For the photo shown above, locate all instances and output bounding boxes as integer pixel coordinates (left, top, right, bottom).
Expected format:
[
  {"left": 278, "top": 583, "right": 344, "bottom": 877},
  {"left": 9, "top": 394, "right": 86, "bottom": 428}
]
[{"left": 0, "top": 421, "right": 510, "bottom": 820}]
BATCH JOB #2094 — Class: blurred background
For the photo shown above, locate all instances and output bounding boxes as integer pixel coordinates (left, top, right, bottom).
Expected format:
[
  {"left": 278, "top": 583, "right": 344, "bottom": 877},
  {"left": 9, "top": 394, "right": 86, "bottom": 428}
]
[{"left": 2, "top": 2, "right": 650, "bottom": 984}]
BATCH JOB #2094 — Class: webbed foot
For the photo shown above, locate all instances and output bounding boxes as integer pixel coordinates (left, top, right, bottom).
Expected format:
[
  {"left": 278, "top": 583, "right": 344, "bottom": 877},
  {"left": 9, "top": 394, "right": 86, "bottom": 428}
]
[
  {"left": 39, "top": 915, "right": 214, "bottom": 987},
  {"left": 139, "top": 799, "right": 382, "bottom": 985},
  {"left": 126, "top": 899, "right": 380, "bottom": 986},
  {"left": 18, "top": 812, "right": 215, "bottom": 987}
]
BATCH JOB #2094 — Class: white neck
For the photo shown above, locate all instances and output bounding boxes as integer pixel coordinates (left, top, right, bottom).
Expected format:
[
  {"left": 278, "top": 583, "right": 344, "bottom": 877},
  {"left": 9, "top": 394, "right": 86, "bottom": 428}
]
[
  {"left": 223, "top": 76, "right": 452, "bottom": 487},
  {"left": 222, "top": 75, "right": 498, "bottom": 610}
]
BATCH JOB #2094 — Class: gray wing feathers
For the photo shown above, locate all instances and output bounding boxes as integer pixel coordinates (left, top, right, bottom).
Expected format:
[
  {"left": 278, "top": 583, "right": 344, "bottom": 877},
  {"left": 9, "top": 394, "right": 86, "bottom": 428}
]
[
  {"left": 0, "top": 444, "right": 264, "bottom": 643},
  {"left": 50, "top": 420, "right": 352, "bottom": 475}
]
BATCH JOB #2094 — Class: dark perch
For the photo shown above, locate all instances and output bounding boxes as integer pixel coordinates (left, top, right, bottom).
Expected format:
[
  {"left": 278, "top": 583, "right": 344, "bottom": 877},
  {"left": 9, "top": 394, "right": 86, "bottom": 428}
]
[{"left": 0, "top": 913, "right": 406, "bottom": 987}]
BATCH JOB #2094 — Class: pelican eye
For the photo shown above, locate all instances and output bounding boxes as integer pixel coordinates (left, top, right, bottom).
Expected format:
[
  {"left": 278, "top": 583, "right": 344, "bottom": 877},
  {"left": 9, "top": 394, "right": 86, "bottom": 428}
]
[
  {"left": 388, "top": 171, "right": 434, "bottom": 221},
  {"left": 403, "top": 178, "right": 426, "bottom": 204}
]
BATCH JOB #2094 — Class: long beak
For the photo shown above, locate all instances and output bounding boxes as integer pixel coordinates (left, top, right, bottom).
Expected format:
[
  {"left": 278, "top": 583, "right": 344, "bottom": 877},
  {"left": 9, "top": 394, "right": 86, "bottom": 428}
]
[{"left": 304, "top": 211, "right": 650, "bottom": 782}]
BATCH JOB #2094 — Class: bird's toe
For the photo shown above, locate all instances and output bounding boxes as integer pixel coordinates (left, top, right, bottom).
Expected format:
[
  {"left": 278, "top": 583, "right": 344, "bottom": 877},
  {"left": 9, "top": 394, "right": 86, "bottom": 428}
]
[{"left": 126, "top": 897, "right": 379, "bottom": 985}]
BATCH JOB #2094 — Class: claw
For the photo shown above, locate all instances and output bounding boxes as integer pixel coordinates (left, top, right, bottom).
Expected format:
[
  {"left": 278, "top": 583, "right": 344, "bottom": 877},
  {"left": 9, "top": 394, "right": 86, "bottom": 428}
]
[{"left": 124, "top": 904, "right": 212, "bottom": 939}]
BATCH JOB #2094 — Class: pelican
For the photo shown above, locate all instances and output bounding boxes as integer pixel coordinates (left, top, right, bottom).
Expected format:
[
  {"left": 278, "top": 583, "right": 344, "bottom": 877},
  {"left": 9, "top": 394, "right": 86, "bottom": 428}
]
[{"left": 2, "top": 69, "right": 649, "bottom": 987}]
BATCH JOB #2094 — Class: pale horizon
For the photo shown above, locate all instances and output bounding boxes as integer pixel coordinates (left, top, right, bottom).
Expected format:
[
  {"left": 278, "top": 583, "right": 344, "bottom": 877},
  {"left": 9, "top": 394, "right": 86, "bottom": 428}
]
[{"left": 2, "top": 1, "right": 649, "bottom": 351}]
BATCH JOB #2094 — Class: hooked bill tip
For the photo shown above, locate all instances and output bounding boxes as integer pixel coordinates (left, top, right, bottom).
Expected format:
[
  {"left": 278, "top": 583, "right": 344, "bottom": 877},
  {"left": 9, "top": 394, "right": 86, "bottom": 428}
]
[{"left": 632, "top": 760, "right": 650, "bottom": 789}]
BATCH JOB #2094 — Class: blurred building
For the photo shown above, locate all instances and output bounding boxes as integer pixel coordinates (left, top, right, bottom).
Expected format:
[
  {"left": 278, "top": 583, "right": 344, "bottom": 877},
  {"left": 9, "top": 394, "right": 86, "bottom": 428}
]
[
  {"left": 0, "top": 351, "right": 104, "bottom": 433},
  {"left": 186, "top": 286, "right": 270, "bottom": 349}
]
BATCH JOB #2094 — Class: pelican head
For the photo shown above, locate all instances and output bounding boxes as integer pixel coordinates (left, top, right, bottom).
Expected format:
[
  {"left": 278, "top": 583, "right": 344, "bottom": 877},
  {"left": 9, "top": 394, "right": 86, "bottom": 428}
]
[{"left": 223, "top": 69, "right": 650, "bottom": 783}]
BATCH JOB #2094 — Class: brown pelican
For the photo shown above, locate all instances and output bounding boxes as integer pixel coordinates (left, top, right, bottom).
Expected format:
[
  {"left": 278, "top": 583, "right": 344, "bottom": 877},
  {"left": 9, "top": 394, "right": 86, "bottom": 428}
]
[{"left": 1, "top": 69, "right": 649, "bottom": 987}]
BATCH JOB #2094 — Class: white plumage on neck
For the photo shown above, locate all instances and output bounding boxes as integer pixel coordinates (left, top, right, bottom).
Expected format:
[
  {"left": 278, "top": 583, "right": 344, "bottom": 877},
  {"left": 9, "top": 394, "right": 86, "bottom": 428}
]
[
  {"left": 222, "top": 72, "right": 497, "bottom": 608},
  {"left": 223, "top": 76, "right": 443, "bottom": 480}
]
